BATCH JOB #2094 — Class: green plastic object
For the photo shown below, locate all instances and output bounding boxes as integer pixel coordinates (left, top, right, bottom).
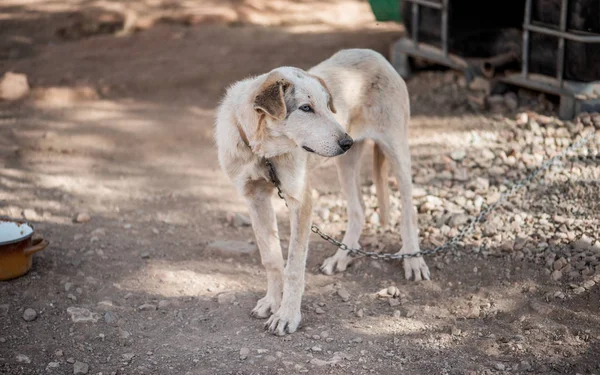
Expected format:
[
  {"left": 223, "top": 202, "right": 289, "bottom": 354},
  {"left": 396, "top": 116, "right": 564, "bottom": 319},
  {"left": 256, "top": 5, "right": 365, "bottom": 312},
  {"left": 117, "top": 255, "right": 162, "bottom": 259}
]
[{"left": 368, "top": 0, "right": 402, "bottom": 22}]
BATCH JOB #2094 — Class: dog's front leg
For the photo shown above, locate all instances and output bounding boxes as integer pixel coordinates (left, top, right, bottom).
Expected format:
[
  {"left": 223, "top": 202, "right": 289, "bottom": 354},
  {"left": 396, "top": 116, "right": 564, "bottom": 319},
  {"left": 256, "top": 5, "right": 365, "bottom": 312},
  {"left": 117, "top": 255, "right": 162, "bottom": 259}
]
[
  {"left": 266, "top": 185, "right": 312, "bottom": 336},
  {"left": 245, "top": 182, "right": 285, "bottom": 319}
]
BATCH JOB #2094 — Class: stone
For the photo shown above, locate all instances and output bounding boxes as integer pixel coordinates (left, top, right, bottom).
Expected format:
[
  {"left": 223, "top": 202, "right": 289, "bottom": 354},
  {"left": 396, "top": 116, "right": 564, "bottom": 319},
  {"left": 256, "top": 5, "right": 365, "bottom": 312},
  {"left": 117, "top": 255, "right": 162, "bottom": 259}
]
[
  {"left": 206, "top": 240, "right": 257, "bottom": 255},
  {"left": 73, "top": 361, "right": 89, "bottom": 374},
  {"left": 16, "top": 354, "right": 31, "bottom": 363},
  {"left": 583, "top": 280, "right": 596, "bottom": 289},
  {"left": 227, "top": 212, "right": 251, "bottom": 227},
  {"left": 137, "top": 303, "right": 157, "bottom": 311},
  {"left": 104, "top": 311, "right": 118, "bottom": 326},
  {"left": 157, "top": 300, "right": 170, "bottom": 310},
  {"left": 217, "top": 292, "right": 236, "bottom": 305},
  {"left": 311, "top": 346, "right": 322, "bottom": 352},
  {"left": 0, "top": 72, "right": 29, "bottom": 101},
  {"left": 118, "top": 327, "right": 131, "bottom": 339},
  {"left": 448, "top": 214, "right": 469, "bottom": 228},
  {"left": 0, "top": 304, "right": 9, "bottom": 316},
  {"left": 355, "top": 308, "right": 364, "bottom": 318},
  {"left": 46, "top": 361, "right": 60, "bottom": 370},
  {"left": 74, "top": 212, "right": 91, "bottom": 223},
  {"left": 551, "top": 270, "right": 563, "bottom": 281},
  {"left": 494, "top": 363, "right": 506, "bottom": 371},
  {"left": 23, "top": 308, "right": 37, "bottom": 322},
  {"left": 368, "top": 212, "right": 380, "bottom": 225},
  {"left": 450, "top": 150, "right": 466, "bottom": 162},
  {"left": 67, "top": 307, "right": 99, "bottom": 323},
  {"left": 239, "top": 347, "right": 250, "bottom": 360},
  {"left": 337, "top": 288, "right": 350, "bottom": 302},
  {"left": 519, "top": 361, "right": 532, "bottom": 372}
]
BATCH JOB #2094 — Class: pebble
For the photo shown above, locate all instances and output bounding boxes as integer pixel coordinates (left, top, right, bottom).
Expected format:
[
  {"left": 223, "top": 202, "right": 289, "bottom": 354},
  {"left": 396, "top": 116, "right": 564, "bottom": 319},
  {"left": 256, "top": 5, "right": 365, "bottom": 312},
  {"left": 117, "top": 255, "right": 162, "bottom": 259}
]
[
  {"left": 583, "top": 280, "right": 596, "bottom": 289},
  {"left": 337, "top": 288, "right": 350, "bottom": 302},
  {"left": 158, "top": 300, "right": 170, "bottom": 310},
  {"left": 74, "top": 212, "right": 91, "bottom": 223},
  {"left": 355, "top": 308, "right": 364, "bottom": 318},
  {"left": 217, "top": 292, "right": 236, "bottom": 305},
  {"left": 16, "top": 354, "right": 31, "bottom": 364},
  {"left": 46, "top": 361, "right": 60, "bottom": 370},
  {"left": 67, "top": 307, "right": 99, "bottom": 323},
  {"left": 239, "top": 347, "right": 250, "bottom": 360},
  {"left": 494, "top": 362, "right": 506, "bottom": 371},
  {"left": 311, "top": 346, "right": 322, "bottom": 352},
  {"left": 315, "top": 307, "right": 325, "bottom": 314},
  {"left": 368, "top": 212, "right": 380, "bottom": 225},
  {"left": 22, "top": 308, "right": 37, "bottom": 322},
  {"left": 227, "top": 212, "right": 251, "bottom": 227},
  {"left": 55, "top": 350, "right": 64, "bottom": 357},
  {"left": 138, "top": 303, "right": 157, "bottom": 311},
  {"left": 450, "top": 150, "right": 466, "bottom": 161},
  {"left": 118, "top": 327, "right": 131, "bottom": 339},
  {"left": 0, "top": 72, "right": 29, "bottom": 101},
  {"left": 352, "top": 337, "right": 363, "bottom": 343},
  {"left": 104, "top": 311, "right": 119, "bottom": 326},
  {"left": 519, "top": 361, "right": 532, "bottom": 371},
  {"left": 392, "top": 310, "right": 401, "bottom": 318},
  {"left": 0, "top": 304, "right": 9, "bottom": 316},
  {"left": 551, "top": 270, "right": 563, "bottom": 281},
  {"left": 73, "top": 361, "right": 89, "bottom": 374}
]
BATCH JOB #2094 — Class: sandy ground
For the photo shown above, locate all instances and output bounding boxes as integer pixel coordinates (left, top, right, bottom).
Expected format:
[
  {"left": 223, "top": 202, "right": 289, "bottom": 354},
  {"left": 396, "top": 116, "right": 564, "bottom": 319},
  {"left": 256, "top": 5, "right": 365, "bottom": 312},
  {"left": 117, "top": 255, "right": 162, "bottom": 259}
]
[{"left": 1, "top": 1, "right": 599, "bottom": 374}]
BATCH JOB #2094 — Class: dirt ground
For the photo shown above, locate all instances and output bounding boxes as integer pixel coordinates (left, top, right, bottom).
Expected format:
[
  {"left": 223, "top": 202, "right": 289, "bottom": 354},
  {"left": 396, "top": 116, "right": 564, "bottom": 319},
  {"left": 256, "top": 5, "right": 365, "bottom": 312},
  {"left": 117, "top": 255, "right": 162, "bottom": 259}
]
[{"left": 1, "top": 1, "right": 600, "bottom": 374}]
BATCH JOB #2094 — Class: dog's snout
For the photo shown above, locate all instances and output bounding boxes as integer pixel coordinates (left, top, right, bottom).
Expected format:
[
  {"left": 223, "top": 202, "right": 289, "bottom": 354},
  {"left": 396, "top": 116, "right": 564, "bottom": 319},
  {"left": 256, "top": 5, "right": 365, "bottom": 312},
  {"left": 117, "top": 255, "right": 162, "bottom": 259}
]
[{"left": 338, "top": 134, "right": 353, "bottom": 152}]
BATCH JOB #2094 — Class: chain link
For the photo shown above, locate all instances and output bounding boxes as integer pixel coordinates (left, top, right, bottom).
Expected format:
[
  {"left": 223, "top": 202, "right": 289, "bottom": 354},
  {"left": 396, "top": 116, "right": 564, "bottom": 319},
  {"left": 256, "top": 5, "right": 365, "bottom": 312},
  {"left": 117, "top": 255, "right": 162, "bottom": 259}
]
[{"left": 267, "top": 130, "right": 596, "bottom": 260}]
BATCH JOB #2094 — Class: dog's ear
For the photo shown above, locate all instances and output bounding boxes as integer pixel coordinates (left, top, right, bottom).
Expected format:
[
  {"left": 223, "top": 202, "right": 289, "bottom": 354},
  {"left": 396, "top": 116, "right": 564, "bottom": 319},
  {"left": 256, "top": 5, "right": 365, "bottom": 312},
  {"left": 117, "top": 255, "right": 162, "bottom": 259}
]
[
  {"left": 312, "top": 75, "right": 337, "bottom": 114},
  {"left": 253, "top": 72, "right": 292, "bottom": 120}
]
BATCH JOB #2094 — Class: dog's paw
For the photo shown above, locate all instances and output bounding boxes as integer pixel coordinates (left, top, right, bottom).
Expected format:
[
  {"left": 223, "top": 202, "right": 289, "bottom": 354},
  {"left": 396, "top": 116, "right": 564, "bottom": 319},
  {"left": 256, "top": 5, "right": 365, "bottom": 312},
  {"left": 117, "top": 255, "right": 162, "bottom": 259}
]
[
  {"left": 402, "top": 256, "right": 431, "bottom": 281},
  {"left": 320, "top": 249, "right": 354, "bottom": 275},
  {"left": 265, "top": 307, "right": 301, "bottom": 336},
  {"left": 251, "top": 295, "right": 280, "bottom": 319}
]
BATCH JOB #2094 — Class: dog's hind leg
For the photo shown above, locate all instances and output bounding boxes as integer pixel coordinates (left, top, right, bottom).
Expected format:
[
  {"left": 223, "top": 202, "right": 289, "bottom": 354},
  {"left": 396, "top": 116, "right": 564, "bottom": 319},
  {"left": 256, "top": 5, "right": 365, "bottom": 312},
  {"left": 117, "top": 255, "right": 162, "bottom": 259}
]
[
  {"left": 320, "top": 140, "right": 366, "bottom": 275},
  {"left": 245, "top": 181, "right": 285, "bottom": 318},
  {"left": 377, "top": 136, "right": 430, "bottom": 281}
]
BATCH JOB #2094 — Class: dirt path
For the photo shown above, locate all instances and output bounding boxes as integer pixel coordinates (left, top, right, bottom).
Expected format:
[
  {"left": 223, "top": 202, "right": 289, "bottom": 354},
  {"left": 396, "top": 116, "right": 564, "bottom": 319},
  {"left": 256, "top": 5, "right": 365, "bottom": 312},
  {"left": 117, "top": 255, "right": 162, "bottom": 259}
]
[{"left": 1, "top": 2, "right": 600, "bottom": 374}]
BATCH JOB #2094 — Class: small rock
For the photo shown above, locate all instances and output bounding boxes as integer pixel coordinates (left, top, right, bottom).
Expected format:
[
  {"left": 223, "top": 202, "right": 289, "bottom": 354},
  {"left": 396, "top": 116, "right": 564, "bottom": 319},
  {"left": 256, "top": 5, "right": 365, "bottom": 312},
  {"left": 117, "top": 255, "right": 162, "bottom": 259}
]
[
  {"left": 66, "top": 358, "right": 75, "bottom": 364},
  {"left": 392, "top": 310, "right": 401, "bottom": 318},
  {"left": 67, "top": 307, "right": 99, "bottom": 323},
  {"left": 0, "top": 304, "right": 9, "bottom": 316},
  {"left": 315, "top": 307, "right": 325, "bottom": 314},
  {"left": 310, "top": 358, "right": 329, "bottom": 366},
  {"left": 337, "top": 288, "right": 350, "bottom": 302},
  {"left": 450, "top": 150, "right": 466, "bottom": 162},
  {"left": 519, "top": 361, "right": 532, "bottom": 371},
  {"left": 73, "top": 361, "right": 89, "bottom": 374},
  {"left": 0, "top": 72, "right": 29, "bottom": 101},
  {"left": 573, "top": 286, "right": 586, "bottom": 295},
  {"left": 137, "top": 303, "right": 157, "bottom": 311},
  {"left": 469, "top": 76, "right": 491, "bottom": 93},
  {"left": 118, "top": 327, "right": 131, "bottom": 339},
  {"left": 140, "top": 252, "right": 150, "bottom": 259},
  {"left": 239, "top": 347, "right": 250, "bottom": 360},
  {"left": 355, "top": 308, "right": 364, "bottom": 318},
  {"left": 387, "top": 286, "right": 400, "bottom": 297},
  {"left": 16, "top": 354, "right": 31, "bottom": 364},
  {"left": 157, "top": 300, "right": 170, "bottom": 310},
  {"left": 448, "top": 214, "right": 469, "bottom": 228},
  {"left": 311, "top": 346, "right": 322, "bottom": 352},
  {"left": 572, "top": 235, "right": 593, "bottom": 251},
  {"left": 217, "top": 292, "right": 236, "bottom": 305},
  {"left": 551, "top": 270, "right": 563, "bottom": 281},
  {"left": 227, "top": 212, "right": 251, "bottom": 227},
  {"left": 22, "top": 308, "right": 37, "bottom": 322},
  {"left": 583, "top": 280, "right": 596, "bottom": 289},
  {"left": 388, "top": 298, "right": 401, "bottom": 307},
  {"left": 74, "top": 212, "right": 91, "bottom": 223},
  {"left": 104, "top": 311, "right": 118, "bottom": 326},
  {"left": 368, "top": 212, "right": 380, "bottom": 225},
  {"left": 46, "top": 361, "right": 60, "bottom": 370},
  {"left": 121, "top": 353, "right": 135, "bottom": 362},
  {"left": 494, "top": 362, "right": 506, "bottom": 371},
  {"left": 55, "top": 350, "right": 64, "bottom": 357},
  {"left": 352, "top": 337, "right": 363, "bottom": 343}
]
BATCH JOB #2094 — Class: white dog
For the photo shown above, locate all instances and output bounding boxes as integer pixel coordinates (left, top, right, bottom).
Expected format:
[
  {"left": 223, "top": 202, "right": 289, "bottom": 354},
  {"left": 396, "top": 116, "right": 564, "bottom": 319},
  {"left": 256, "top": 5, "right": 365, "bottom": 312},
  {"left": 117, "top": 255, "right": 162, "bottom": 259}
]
[{"left": 215, "top": 49, "right": 429, "bottom": 335}]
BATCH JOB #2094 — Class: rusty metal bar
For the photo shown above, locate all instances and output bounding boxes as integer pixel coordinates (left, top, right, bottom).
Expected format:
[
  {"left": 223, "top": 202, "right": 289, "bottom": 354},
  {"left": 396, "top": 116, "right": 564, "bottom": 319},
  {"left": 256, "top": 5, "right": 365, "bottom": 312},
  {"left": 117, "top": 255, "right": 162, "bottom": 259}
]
[
  {"left": 557, "top": 0, "right": 569, "bottom": 87},
  {"left": 404, "top": 0, "right": 443, "bottom": 10},
  {"left": 522, "top": 0, "right": 533, "bottom": 78},
  {"left": 441, "top": 0, "right": 449, "bottom": 57},
  {"left": 525, "top": 24, "right": 600, "bottom": 43}
]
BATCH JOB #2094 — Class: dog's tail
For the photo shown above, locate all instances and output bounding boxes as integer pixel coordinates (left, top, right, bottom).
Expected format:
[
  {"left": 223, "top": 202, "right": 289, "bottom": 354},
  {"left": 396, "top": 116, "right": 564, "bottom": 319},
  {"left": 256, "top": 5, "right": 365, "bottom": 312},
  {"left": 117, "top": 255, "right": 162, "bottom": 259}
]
[{"left": 373, "top": 143, "right": 390, "bottom": 227}]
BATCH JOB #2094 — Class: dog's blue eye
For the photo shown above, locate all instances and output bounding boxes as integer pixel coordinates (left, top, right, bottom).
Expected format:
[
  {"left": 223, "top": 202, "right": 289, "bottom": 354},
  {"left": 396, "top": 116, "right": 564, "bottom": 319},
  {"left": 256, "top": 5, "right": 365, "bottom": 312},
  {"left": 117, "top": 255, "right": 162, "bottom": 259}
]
[{"left": 299, "top": 104, "right": 313, "bottom": 112}]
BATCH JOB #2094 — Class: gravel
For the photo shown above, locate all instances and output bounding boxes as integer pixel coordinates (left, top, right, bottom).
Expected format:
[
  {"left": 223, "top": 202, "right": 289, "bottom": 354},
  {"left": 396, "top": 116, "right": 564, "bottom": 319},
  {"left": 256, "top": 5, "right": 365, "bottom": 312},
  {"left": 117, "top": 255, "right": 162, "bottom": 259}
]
[{"left": 22, "top": 308, "right": 37, "bottom": 322}]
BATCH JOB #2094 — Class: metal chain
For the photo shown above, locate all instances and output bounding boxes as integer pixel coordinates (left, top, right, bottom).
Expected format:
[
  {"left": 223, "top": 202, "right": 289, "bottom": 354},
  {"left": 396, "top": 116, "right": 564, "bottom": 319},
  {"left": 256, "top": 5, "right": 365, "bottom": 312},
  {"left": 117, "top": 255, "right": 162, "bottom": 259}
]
[{"left": 267, "top": 130, "right": 597, "bottom": 260}]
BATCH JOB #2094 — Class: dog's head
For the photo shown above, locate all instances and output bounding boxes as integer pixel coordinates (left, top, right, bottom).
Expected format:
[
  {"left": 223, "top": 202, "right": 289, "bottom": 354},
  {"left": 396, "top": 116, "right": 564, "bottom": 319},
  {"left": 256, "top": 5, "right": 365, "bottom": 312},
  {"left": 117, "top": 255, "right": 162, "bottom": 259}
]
[{"left": 251, "top": 68, "right": 352, "bottom": 157}]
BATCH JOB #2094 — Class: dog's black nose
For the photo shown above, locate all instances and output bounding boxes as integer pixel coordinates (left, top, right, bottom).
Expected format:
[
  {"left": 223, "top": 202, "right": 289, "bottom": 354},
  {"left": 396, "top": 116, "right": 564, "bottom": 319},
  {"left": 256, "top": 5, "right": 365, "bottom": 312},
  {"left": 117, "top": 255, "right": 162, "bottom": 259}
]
[{"left": 338, "top": 134, "right": 354, "bottom": 152}]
